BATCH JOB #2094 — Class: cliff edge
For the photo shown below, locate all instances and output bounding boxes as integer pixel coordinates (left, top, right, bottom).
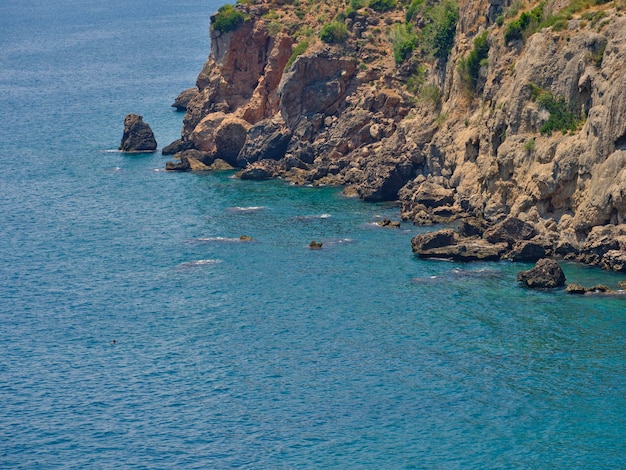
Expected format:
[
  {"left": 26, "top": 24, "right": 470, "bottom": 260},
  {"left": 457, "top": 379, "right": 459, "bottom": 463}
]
[{"left": 165, "top": 0, "right": 626, "bottom": 272}]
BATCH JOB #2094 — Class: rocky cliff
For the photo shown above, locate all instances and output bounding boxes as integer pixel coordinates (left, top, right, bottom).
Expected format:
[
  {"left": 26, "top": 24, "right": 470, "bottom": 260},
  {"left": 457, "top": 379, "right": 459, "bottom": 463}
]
[{"left": 165, "top": 0, "right": 626, "bottom": 272}]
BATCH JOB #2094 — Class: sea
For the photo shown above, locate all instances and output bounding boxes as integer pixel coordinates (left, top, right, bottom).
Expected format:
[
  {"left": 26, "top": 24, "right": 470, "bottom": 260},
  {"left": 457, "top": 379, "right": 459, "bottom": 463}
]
[{"left": 0, "top": 0, "right": 624, "bottom": 468}]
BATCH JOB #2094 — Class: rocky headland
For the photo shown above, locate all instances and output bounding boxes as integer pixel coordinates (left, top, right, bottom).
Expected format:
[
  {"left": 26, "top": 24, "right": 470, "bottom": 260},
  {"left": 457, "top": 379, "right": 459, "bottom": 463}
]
[{"left": 164, "top": 0, "right": 626, "bottom": 276}]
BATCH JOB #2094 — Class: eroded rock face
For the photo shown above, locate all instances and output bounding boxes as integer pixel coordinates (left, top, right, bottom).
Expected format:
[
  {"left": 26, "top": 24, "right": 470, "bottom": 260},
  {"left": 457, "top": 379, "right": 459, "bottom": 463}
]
[
  {"left": 236, "top": 119, "right": 292, "bottom": 167},
  {"left": 278, "top": 51, "right": 357, "bottom": 129},
  {"left": 119, "top": 114, "right": 157, "bottom": 152}
]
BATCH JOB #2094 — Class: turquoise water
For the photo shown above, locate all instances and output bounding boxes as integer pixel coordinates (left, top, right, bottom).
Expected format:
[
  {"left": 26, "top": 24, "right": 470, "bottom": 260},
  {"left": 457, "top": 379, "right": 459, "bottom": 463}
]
[{"left": 1, "top": 1, "right": 625, "bottom": 468}]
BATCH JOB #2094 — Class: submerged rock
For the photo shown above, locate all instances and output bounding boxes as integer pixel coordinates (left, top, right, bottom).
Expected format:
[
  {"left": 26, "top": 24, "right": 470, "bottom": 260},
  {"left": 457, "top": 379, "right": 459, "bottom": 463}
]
[
  {"left": 377, "top": 218, "right": 400, "bottom": 228},
  {"left": 566, "top": 283, "right": 623, "bottom": 295},
  {"left": 517, "top": 259, "right": 566, "bottom": 289},
  {"left": 119, "top": 114, "right": 157, "bottom": 152},
  {"left": 309, "top": 241, "right": 323, "bottom": 250}
]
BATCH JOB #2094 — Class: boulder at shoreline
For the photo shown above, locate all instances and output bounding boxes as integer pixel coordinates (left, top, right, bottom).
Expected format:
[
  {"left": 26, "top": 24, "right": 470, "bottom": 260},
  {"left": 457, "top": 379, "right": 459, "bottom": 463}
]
[{"left": 517, "top": 259, "right": 566, "bottom": 289}]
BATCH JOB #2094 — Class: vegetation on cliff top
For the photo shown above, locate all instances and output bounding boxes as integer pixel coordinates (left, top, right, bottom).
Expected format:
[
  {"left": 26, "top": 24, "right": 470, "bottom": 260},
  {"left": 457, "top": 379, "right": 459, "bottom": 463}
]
[{"left": 211, "top": 4, "right": 247, "bottom": 33}]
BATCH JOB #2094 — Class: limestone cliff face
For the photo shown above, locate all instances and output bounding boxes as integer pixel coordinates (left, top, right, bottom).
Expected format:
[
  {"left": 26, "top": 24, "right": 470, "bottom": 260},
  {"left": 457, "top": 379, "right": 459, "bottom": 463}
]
[{"left": 167, "top": 0, "right": 626, "bottom": 271}]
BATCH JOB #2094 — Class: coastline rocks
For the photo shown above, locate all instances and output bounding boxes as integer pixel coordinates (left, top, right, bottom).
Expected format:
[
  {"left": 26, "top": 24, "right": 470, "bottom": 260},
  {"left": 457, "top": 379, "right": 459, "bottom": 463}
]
[
  {"left": 162, "top": 138, "right": 195, "bottom": 155},
  {"left": 577, "top": 225, "right": 626, "bottom": 270},
  {"left": 566, "top": 283, "right": 614, "bottom": 295},
  {"left": 483, "top": 217, "right": 537, "bottom": 246},
  {"left": 236, "top": 119, "right": 292, "bottom": 167},
  {"left": 119, "top": 114, "right": 157, "bottom": 152},
  {"left": 171, "top": 88, "right": 199, "bottom": 111},
  {"left": 189, "top": 113, "right": 251, "bottom": 165},
  {"left": 411, "top": 229, "right": 508, "bottom": 261},
  {"left": 239, "top": 159, "right": 282, "bottom": 180},
  {"left": 411, "top": 216, "right": 548, "bottom": 263},
  {"left": 161, "top": 0, "right": 626, "bottom": 274},
  {"left": 517, "top": 259, "right": 566, "bottom": 289}
]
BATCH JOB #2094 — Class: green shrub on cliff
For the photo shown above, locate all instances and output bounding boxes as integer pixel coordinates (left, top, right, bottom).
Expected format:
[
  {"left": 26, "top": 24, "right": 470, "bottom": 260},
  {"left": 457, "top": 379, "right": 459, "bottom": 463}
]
[
  {"left": 285, "top": 40, "right": 309, "bottom": 70},
  {"left": 405, "top": 0, "right": 425, "bottom": 22},
  {"left": 420, "top": 0, "right": 459, "bottom": 60},
  {"left": 528, "top": 84, "right": 583, "bottom": 135},
  {"left": 320, "top": 21, "right": 349, "bottom": 43},
  {"left": 212, "top": 4, "right": 246, "bottom": 33},
  {"left": 369, "top": 0, "right": 397, "bottom": 12},
  {"left": 458, "top": 30, "right": 489, "bottom": 92},
  {"left": 392, "top": 23, "right": 418, "bottom": 64},
  {"left": 503, "top": 2, "right": 544, "bottom": 43}
]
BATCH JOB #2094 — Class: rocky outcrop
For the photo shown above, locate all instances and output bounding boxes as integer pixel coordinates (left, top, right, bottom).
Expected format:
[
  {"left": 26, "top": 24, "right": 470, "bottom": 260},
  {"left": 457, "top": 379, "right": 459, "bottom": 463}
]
[
  {"left": 164, "top": 0, "right": 626, "bottom": 273},
  {"left": 517, "top": 259, "right": 566, "bottom": 289},
  {"left": 236, "top": 119, "right": 292, "bottom": 167},
  {"left": 411, "top": 216, "right": 551, "bottom": 262},
  {"left": 171, "top": 88, "right": 199, "bottom": 111},
  {"left": 119, "top": 114, "right": 157, "bottom": 152},
  {"left": 411, "top": 228, "right": 509, "bottom": 262}
]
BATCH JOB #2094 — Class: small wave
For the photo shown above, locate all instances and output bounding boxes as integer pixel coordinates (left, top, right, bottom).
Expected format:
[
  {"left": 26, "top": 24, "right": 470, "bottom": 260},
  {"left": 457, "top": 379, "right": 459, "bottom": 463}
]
[
  {"left": 189, "top": 236, "right": 254, "bottom": 243},
  {"left": 324, "top": 238, "right": 356, "bottom": 247},
  {"left": 450, "top": 268, "right": 501, "bottom": 278},
  {"left": 176, "top": 259, "right": 223, "bottom": 269},
  {"left": 227, "top": 206, "right": 265, "bottom": 213},
  {"left": 410, "top": 275, "right": 439, "bottom": 284},
  {"left": 294, "top": 214, "right": 332, "bottom": 220},
  {"left": 101, "top": 149, "right": 122, "bottom": 153}
]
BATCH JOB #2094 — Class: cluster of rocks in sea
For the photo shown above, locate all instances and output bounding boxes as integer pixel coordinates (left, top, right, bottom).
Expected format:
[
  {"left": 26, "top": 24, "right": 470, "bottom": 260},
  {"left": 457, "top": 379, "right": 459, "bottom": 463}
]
[
  {"left": 143, "top": 0, "right": 626, "bottom": 283},
  {"left": 411, "top": 215, "right": 626, "bottom": 270},
  {"left": 516, "top": 258, "right": 626, "bottom": 294}
]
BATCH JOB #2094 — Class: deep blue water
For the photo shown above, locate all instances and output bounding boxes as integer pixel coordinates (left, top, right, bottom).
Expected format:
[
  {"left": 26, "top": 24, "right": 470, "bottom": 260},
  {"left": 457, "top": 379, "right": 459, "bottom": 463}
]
[{"left": 1, "top": 1, "right": 625, "bottom": 468}]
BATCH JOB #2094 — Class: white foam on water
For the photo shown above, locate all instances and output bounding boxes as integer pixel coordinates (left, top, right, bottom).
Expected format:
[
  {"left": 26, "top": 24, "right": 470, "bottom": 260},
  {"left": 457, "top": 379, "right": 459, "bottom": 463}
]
[
  {"left": 189, "top": 236, "right": 253, "bottom": 243},
  {"left": 294, "top": 214, "right": 332, "bottom": 220},
  {"left": 176, "top": 259, "right": 223, "bottom": 269},
  {"left": 227, "top": 206, "right": 265, "bottom": 212}
]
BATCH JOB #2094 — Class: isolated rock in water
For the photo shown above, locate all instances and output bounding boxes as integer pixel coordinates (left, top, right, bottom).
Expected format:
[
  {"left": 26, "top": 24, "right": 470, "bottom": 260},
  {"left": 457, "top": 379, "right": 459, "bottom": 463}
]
[
  {"left": 377, "top": 218, "right": 400, "bottom": 228},
  {"left": 119, "top": 114, "right": 157, "bottom": 152},
  {"left": 517, "top": 259, "right": 566, "bottom": 289},
  {"left": 309, "top": 241, "right": 323, "bottom": 250},
  {"left": 171, "top": 88, "right": 199, "bottom": 111},
  {"left": 566, "top": 283, "right": 588, "bottom": 295}
]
